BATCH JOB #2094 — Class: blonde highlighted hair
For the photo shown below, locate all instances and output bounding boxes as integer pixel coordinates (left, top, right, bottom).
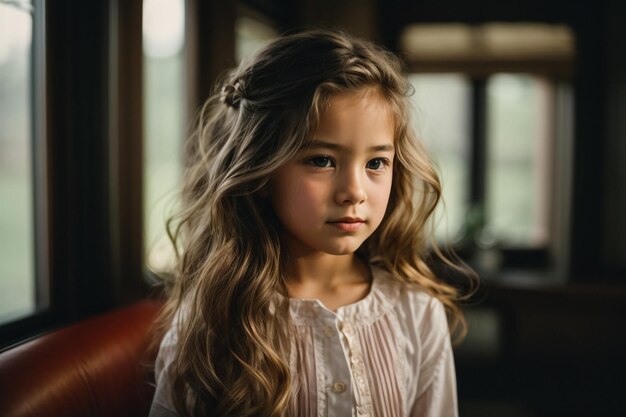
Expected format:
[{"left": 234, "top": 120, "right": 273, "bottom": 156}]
[{"left": 154, "top": 30, "right": 473, "bottom": 417}]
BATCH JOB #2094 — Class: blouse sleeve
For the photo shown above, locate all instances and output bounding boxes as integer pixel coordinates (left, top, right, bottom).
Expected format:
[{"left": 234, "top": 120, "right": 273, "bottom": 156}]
[
  {"left": 410, "top": 297, "right": 459, "bottom": 417},
  {"left": 149, "top": 327, "right": 181, "bottom": 417}
]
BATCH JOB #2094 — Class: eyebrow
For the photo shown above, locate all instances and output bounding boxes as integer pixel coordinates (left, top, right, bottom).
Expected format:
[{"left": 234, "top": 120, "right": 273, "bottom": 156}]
[{"left": 304, "top": 139, "right": 395, "bottom": 153}]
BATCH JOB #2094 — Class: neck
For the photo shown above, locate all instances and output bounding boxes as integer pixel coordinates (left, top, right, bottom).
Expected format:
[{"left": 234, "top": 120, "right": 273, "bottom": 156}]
[
  {"left": 282, "top": 250, "right": 372, "bottom": 309},
  {"left": 284, "top": 251, "right": 361, "bottom": 287}
]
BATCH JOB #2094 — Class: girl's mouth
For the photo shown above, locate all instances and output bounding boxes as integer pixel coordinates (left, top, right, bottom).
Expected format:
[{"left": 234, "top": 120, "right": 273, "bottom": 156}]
[{"left": 328, "top": 217, "right": 366, "bottom": 232}]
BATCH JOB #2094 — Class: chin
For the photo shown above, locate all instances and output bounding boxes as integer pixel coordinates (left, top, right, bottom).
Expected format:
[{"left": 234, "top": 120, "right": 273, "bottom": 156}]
[{"left": 322, "top": 241, "right": 365, "bottom": 256}]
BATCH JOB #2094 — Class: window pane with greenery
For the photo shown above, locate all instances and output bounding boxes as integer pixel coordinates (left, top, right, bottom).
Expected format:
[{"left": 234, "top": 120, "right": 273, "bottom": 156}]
[
  {"left": 486, "top": 74, "right": 551, "bottom": 247},
  {"left": 143, "top": 0, "right": 185, "bottom": 273},
  {"left": 408, "top": 74, "right": 472, "bottom": 243},
  {"left": 0, "top": 1, "right": 34, "bottom": 323}
]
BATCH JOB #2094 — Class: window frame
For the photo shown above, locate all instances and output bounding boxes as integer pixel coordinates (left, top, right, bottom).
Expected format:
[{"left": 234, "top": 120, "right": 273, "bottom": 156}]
[{"left": 0, "top": 0, "right": 148, "bottom": 350}]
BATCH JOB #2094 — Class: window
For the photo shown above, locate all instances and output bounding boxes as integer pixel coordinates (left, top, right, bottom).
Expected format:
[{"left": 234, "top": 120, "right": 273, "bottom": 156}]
[
  {"left": 403, "top": 23, "right": 574, "bottom": 277},
  {"left": 143, "top": 0, "right": 185, "bottom": 274},
  {"left": 0, "top": 0, "right": 38, "bottom": 324},
  {"left": 1, "top": 0, "right": 184, "bottom": 347}
]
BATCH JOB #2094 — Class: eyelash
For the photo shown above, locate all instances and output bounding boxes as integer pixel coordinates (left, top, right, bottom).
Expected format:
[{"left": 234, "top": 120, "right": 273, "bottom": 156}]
[{"left": 305, "top": 156, "right": 391, "bottom": 171}]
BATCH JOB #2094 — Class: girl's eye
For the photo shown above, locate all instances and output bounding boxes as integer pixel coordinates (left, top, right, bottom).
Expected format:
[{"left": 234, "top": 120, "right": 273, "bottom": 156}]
[
  {"left": 366, "top": 158, "right": 388, "bottom": 170},
  {"left": 308, "top": 156, "right": 334, "bottom": 168}
]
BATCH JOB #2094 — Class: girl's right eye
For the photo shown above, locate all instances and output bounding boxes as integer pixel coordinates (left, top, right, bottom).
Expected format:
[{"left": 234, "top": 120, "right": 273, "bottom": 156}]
[{"left": 307, "top": 156, "right": 334, "bottom": 168}]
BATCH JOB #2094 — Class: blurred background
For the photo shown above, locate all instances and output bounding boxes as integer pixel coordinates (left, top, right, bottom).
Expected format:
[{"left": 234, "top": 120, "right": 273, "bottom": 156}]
[{"left": 1, "top": 0, "right": 625, "bottom": 416}]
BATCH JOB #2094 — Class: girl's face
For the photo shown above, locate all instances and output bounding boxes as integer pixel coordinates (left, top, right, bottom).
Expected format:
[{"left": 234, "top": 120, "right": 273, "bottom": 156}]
[{"left": 270, "top": 89, "right": 395, "bottom": 257}]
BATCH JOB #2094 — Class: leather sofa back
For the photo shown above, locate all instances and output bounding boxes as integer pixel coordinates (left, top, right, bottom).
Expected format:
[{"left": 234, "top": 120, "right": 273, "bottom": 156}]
[{"left": 0, "top": 300, "right": 162, "bottom": 417}]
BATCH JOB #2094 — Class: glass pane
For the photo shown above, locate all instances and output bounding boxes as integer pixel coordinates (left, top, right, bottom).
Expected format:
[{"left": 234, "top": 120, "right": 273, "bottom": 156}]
[
  {"left": 408, "top": 74, "right": 472, "bottom": 242},
  {"left": 486, "top": 74, "right": 551, "bottom": 247},
  {"left": 143, "top": 0, "right": 185, "bottom": 273},
  {"left": 0, "top": 2, "right": 34, "bottom": 322},
  {"left": 235, "top": 14, "right": 278, "bottom": 62}
]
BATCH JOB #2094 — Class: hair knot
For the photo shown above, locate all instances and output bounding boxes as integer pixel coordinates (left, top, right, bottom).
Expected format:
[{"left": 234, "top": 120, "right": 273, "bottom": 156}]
[{"left": 221, "top": 80, "right": 243, "bottom": 109}]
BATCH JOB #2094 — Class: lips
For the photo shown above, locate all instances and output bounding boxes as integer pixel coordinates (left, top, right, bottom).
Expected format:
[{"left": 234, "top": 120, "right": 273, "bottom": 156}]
[{"left": 328, "top": 217, "right": 366, "bottom": 232}]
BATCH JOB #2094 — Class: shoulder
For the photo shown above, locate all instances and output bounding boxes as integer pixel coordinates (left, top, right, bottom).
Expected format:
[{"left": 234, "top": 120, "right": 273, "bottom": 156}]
[
  {"left": 155, "top": 324, "right": 178, "bottom": 377},
  {"left": 371, "top": 265, "right": 449, "bottom": 334},
  {"left": 154, "top": 301, "right": 192, "bottom": 381},
  {"left": 151, "top": 308, "right": 186, "bottom": 416}
]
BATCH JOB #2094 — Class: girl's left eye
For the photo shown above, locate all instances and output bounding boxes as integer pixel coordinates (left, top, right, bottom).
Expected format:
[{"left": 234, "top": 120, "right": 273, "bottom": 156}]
[
  {"left": 307, "top": 156, "right": 334, "bottom": 168},
  {"left": 366, "top": 158, "right": 388, "bottom": 170}
]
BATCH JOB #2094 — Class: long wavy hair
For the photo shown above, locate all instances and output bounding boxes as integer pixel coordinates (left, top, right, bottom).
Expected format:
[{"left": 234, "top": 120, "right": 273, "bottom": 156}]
[{"left": 154, "top": 30, "right": 472, "bottom": 417}]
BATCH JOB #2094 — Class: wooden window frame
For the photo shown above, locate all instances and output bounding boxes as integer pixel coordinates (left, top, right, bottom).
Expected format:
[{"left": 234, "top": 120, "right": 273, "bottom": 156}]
[{"left": 0, "top": 0, "right": 147, "bottom": 350}]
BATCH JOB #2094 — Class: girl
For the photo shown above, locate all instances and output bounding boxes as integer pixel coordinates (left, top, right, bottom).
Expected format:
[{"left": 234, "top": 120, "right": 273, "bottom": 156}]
[{"left": 150, "top": 30, "right": 470, "bottom": 417}]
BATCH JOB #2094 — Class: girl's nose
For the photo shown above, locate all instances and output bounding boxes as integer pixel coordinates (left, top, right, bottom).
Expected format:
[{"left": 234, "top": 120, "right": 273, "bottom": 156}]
[{"left": 335, "top": 168, "right": 367, "bottom": 205}]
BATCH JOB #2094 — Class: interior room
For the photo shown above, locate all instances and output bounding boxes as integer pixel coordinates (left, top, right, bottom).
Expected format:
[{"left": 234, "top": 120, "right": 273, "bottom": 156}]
[{"left": 1, "top": 0, "right": 625, "bottom": 416}]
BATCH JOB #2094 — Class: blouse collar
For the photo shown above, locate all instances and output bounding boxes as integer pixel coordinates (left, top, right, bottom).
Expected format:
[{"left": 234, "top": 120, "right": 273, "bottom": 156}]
[{"left": 278, "top": 265, "right": 400, "bottom": 327}]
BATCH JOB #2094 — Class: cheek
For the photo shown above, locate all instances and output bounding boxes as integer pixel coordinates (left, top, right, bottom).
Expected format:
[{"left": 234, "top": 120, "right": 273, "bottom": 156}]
[
  {"left": 369, "top": 176, "right": 393, "bottom": 217},
  {"left": 374, "top": 175, "right": 393, "bottom": 202},
  {"left": 272, "top": 176, "right": 327, "bottom": 223},
  {"left": 288, "top": 180, "right": 326, "bottom": 215}
]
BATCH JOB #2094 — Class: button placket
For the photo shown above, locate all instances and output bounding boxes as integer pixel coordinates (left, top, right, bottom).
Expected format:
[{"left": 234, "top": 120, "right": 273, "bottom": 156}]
[
  {"left": 353, "top": 364, "right": 370, "bottom": 396},
  {"left": 341, "top": 321, "right": 374, "bottom": 411},
  {"left": 342, "top": 322, "right": 354, "bottom": 338},
  {"left": 321, "top": 315, "right": 352, "bottom": 417},
  {"left": 357, "top": 403, "right": 373, "bottom": 417}
]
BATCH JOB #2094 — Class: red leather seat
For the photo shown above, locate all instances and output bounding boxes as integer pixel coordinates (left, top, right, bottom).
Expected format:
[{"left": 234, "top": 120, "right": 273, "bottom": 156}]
[{"left": 0, "top": 300, "right": 162, "bottom": 417}]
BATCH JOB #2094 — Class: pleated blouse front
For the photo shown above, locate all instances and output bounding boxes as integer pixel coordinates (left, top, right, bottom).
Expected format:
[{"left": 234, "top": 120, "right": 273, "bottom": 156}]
[
  {"left": 149, "top": 265, "right": 458, "bottom": 417},
  {"left": 284, "top": 265, "right": 458, "bottom": 417}
]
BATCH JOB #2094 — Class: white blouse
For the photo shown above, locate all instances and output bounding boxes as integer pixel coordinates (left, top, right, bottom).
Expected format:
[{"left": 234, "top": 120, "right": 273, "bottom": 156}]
[{"left": 150, "top": 266, "right": 458, "bottom": 417}]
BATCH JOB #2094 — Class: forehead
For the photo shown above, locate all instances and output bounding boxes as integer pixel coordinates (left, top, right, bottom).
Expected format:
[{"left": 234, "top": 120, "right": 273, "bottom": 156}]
[
  {"left": 317, "top": 87, "right": 395, "bottom": 118},
  {"left": 306, "top": 89, "right": 396, "bottom": 149}
]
